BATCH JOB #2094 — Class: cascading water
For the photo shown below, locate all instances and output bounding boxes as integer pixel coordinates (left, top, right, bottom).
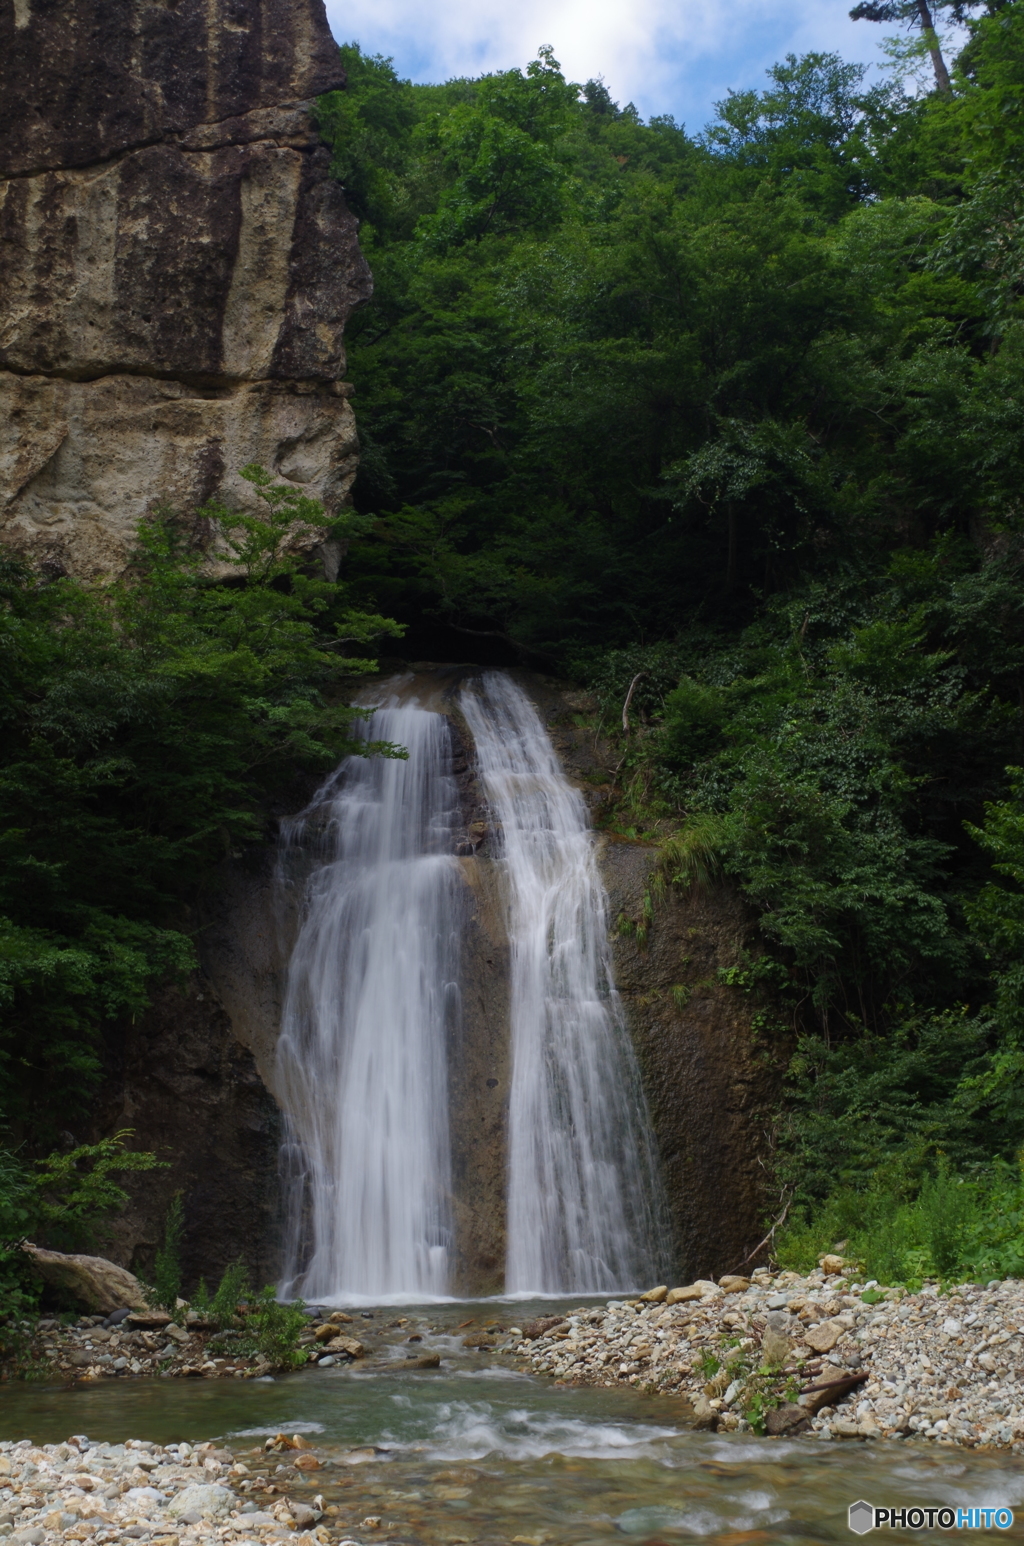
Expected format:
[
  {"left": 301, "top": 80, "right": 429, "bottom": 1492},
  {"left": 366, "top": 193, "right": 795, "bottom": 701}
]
[
  {"left": 274, "top": 696, "right": 460, "bottom": 1301},
  {"left": 460, "top": 672, "right": 667, "bottom": 1294}
]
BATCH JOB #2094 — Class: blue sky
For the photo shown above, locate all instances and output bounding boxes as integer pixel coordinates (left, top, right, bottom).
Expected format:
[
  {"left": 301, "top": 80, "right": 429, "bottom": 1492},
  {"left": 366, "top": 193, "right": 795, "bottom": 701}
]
[{"left": 321, "top": 0, "right": 919, "bottom": 131}]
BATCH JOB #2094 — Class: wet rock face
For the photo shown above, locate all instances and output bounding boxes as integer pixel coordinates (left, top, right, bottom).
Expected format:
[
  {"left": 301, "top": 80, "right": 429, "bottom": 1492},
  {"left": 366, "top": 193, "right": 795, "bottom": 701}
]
[
  {"left": 95, "top": 977, "right": 283, "bottom": 1290},
  {"left": 600, "top": 845, "right": 778, "bottom": 1282},
  {"left": 521, "top": 674, "right": 779, "bottom": 1283},
  {"left": 0, "top": 0, "right": 370, "bottom": 579}
]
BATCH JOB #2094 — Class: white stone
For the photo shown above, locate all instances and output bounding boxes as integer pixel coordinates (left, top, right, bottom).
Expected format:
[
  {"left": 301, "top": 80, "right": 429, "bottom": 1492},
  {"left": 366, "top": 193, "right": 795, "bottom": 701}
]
[{"left": 167, "top": 1484, "right": 235, "bottom": 1520}]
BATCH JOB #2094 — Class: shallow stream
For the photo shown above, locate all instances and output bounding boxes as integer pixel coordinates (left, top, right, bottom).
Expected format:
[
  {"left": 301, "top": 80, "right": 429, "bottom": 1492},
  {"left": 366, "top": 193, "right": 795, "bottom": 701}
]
[{"left": 5, "top": 1300, "right": 1024, "bottom": 1545}]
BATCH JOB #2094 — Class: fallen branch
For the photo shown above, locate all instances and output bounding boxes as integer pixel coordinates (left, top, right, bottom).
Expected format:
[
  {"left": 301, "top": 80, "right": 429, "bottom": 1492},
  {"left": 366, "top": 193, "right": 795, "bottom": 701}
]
[
  {"left": 727, "top": 1196, "right": 790, "bottom": 1275},
  {"left": 799, "top": 1370, "right": 869, "bottom": 1415}
]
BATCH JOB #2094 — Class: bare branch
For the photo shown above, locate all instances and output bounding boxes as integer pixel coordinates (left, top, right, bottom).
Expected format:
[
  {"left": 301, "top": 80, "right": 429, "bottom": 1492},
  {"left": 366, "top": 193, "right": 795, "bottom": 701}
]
[
  {"left": 621, "top": 672, "right": 647, "bottom": 733},
  {"left": 727, "top": 1195, "right": 791, "bottom": 1275}
]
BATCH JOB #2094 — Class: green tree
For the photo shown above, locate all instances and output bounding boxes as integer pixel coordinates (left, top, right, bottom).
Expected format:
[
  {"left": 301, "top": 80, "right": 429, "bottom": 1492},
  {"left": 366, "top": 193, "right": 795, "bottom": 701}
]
[
  {"left": 0, "top": 469, "right": 403, "bottom": 1143},
  {"left": 849, "top": 0, "right": 956, "bottom": 94}
]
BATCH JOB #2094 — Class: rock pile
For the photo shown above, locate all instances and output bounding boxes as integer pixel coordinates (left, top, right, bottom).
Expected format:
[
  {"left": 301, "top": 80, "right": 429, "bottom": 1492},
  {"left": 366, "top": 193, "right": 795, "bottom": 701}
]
[
  {"left": 497, "top": 1269, "right": 1024, "bottom": 1451},
  {"left": 0, "top": 1435, "right": 326, "bottom": 1546},
  {"left": 21, "top": 1305, "right": 436, "bottom": 1383},
  {"left": 26, "top": 1312, "right": 278, "bottom": 1383}
]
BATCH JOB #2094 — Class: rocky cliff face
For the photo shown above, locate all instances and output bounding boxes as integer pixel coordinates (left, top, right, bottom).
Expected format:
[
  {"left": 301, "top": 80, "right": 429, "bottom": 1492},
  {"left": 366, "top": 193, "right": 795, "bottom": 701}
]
[
  {"left": 525, "top": 675, "right": 780, "bottom": 1282},
  {"left": 0, "top": 0, "right": 369, "bottom": 578},
  {"left": 96, "top": 975, "right": 283, "bottom": 1291}
]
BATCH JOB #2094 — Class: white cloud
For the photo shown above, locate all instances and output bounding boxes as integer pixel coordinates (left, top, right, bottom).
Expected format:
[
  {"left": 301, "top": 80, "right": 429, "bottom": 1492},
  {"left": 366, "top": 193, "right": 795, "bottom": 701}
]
[{"left": 322, "top": 0, "right": 899, "bottom": 127}]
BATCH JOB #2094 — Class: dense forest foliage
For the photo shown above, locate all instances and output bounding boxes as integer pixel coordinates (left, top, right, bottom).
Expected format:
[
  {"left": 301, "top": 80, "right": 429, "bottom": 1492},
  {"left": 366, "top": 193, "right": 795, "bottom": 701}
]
[
  {"left": 0, "top": 471, "right": 402, "bottom": 1150},
  {"left": 3, "top": 5, "right": 1024, "bottom": 1293},
  {"left": 317, "top": 7, "right": 1024, "bottom": 1279}
]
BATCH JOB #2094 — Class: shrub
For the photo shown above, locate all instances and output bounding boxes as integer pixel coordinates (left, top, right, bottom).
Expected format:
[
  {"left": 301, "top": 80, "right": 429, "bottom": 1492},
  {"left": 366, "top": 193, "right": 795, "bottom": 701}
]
[
  {"left": 209, "top": 1261, "right": 251, "bottom": 1330},
  {"left": 0, "top": 1132, "right": 159, "bottom": 1373},
  {"left": 776, "top": 1155, "right": 1024, "bottom": 1285},
  {"left": 241, "top": 1287, "right": 308, "bottom": 1369},
  {"left": 150, "top": 1193, "right": 185, "bottom": 1312}
]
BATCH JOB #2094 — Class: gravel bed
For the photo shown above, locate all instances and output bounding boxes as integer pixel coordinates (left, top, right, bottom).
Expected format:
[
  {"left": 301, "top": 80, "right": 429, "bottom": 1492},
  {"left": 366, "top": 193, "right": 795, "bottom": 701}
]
[
  {"left": 494, "top": 1267, "right": 1024, "bottom": 1450},
  {"left": 0, "top": 1436, "right": 333, "bottom": 1546}
]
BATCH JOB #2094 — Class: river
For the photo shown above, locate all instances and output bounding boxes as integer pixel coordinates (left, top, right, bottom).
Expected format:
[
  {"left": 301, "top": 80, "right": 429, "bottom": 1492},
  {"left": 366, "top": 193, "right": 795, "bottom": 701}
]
[{"left": 5, "top": 1300, "right": 1024, "bottom": 1545}]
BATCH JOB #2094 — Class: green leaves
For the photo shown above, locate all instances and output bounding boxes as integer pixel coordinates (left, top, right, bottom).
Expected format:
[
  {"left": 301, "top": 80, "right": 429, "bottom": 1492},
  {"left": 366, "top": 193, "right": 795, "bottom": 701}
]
[
  {"left": 2, "top": 1131, "right": 162, "bottom": 1247},
  {"left": 417, "top": 108, "right": 567, "bottom": 249},
  {"left": 0, "top": 471, "right": 402, "bottom": 1141},
  {"left": 0, "top": 1132, "right": 162, "bottom": 1348}
]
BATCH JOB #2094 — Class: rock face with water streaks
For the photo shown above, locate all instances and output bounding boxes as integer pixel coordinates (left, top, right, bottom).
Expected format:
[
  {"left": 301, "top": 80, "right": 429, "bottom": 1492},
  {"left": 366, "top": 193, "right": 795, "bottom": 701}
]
[
  {"left": 0, "top": 0, "right": 369, "bottom": 579},
  {"left": 524, "top": 675, "right": 778, "bottom": 1282},
  {"left": 193, "top": 667, "right": 777, "bottom": 1292},
  {"left": 95, "top": 975, "right": 283, "bottom": 1290}
]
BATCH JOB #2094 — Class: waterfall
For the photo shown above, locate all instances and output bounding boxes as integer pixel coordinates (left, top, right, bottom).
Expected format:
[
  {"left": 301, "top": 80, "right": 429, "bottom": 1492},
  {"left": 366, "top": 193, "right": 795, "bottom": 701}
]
[
  {"left": 460, "top": 672, "right": 665, "bottom": 1294},
  {"left": 273, "top": 698, "right": 460, "bottom": 1301}
]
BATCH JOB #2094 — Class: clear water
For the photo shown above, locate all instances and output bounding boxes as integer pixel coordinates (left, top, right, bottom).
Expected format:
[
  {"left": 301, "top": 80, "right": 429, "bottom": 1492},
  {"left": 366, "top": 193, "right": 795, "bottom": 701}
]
[
  {"left": 273, "top": 701, "right": 460, "bottom": 1301},
  {"left": 7, "top": 1303, "right": 1024, "bottom": 1545},
  {"left": 460, "top": 674, "right": 667, "bottom": 1294}
]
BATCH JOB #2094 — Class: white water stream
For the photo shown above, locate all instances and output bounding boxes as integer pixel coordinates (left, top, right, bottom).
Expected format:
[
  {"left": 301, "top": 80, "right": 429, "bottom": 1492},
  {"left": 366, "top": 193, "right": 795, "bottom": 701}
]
[
  {"left": 274, "top": 700, "right": 460, "bottom": 1301},
  {"left": 275, "top": 671, "right": 664, "bottom": 1301},
  {"left": 460, "top": 673, "right": 665, "bottom": 1294}
]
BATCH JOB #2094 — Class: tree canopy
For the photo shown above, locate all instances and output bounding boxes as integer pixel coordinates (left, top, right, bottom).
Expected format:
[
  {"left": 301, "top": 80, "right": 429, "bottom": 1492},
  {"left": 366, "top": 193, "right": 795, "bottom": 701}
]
[{"left": 316, "top": 12, "right": 1024, "bottom": 1262}]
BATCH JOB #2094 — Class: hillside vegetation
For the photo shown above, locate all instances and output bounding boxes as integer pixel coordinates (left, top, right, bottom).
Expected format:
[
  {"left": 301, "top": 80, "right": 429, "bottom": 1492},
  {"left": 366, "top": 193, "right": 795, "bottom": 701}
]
[
  {"left": 3, "top": 8, "right": 1024, "bottom": 1293},
  {"left": 322, "top": 11, "right": 1024, "bottom": 1280}
]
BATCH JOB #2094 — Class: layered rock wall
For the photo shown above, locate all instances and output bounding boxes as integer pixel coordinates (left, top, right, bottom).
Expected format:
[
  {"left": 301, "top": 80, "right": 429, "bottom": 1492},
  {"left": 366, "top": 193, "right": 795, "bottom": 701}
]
[{"left": 0, "top": 0, "right": 369, "bottom": 578}]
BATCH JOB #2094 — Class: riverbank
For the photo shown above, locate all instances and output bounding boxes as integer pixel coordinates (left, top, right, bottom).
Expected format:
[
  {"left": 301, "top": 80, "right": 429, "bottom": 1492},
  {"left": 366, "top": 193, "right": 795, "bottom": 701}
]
[
  {"left": 16, "top": 1266, "right": 1024, "bottom": 1460},
  {"left": 15, "top": 1310, "right": 377, "bottom": 1386},
  {"left": 0, "top": 1434, "right": 330, "bottom": 1546},
  {"left": 496, "top": 1267, "right": 1024, "bottom": 1451},
  {"left": 7, "top": 1290, "right": 1024, "bottom": 1546}
]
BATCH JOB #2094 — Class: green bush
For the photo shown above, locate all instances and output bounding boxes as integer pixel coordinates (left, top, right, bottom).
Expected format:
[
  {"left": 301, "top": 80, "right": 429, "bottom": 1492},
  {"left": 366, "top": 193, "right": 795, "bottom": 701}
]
[
  {"left": 777, "top": 1156, "right": 1024, "bottom": 1285},
  {"left": 150, "top": 1193, "right": 185, "bottom": 1313},
  {"left": 919, "top": 1164, "right": 974, "bottom": 1276},
  {"left": 210, "top": 1261, "right": 251, "bottom": 1330},
  {"left": 0, "top": 1132, "right": 159, "bottom": 1373},
  {"left": 241, "top": 1287, "right": 308, "bottom": 1370}
]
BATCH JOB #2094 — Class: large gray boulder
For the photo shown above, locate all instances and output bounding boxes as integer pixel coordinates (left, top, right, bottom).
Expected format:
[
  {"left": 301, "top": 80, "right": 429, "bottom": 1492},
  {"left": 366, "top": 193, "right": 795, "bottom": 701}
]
[{"left": 21, "top": 1243, "right": 151, "bottom": 1312}]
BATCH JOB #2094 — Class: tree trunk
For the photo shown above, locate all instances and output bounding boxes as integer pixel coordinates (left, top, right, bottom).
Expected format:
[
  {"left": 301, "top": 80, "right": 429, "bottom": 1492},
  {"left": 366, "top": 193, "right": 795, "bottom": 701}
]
[{"left": 916, "top": 0, "right": 953, "bottom": 94}]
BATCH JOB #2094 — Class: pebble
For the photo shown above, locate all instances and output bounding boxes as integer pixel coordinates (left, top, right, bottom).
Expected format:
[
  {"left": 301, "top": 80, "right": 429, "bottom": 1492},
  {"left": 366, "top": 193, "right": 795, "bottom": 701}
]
[
  {"left": 494, "top": 1269, "right": 1024, "bottom": 1452},
  {"left": 0, "top": 1437, "right": 328, "bottom": 1546}
]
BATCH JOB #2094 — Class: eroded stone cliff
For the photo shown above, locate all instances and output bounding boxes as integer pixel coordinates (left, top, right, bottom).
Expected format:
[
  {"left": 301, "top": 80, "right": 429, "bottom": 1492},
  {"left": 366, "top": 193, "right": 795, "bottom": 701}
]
[
  {"left": 524, "top": 674, "right": 781, "bottom": 1282},
  {"left": 0, "top": 0, "right": 369, "bottom": 578}
]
